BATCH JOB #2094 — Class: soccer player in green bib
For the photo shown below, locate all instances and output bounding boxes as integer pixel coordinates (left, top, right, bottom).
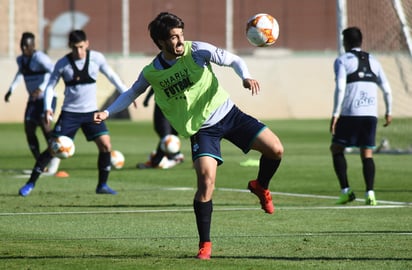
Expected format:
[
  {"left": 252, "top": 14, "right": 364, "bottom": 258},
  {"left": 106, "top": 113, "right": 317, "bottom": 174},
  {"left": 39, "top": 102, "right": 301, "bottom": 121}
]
[{"left": 94, "top": 12, "right": 284, "bottom": 260}]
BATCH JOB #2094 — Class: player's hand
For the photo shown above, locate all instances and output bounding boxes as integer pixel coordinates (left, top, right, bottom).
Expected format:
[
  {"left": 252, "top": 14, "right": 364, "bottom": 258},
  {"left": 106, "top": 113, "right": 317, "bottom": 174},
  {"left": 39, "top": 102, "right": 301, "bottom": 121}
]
[
  {"left": 94, "top": 111, "right": 108, "bottom": 124},
  {"left": 143, "top": 95, "right": 151, "bottom": 107},
  {"left": 383, "top": 114, "right": 392, "bottom": 127},
  {"left": 30, "top": 89, "right": 42, "bottom": 101},
  {"left": 243, "top": 78, "right": 260, "bottom": 96},
  {"left": 44, "top": 110, "right": 53, "bottom": 125},
  {"left": 330, "top": 117, "right": 338, "bottom": 135},
  {"left": 4, "top": 91, "right": 11, "bottom": 102}
]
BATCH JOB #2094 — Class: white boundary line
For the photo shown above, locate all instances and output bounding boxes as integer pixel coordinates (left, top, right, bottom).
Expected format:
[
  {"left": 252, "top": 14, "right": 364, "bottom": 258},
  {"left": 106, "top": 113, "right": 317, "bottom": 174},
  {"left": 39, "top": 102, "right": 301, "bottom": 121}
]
[
  {"left": 2, "top": 232, "right": 411, "bottom": 239},
  {"left": 6, "top": 172, "right": 411, "bottom": 206},
  {"left": 215, "top": 187, "right": 412, "bottom": 206},
  {"left": 0, "top": 187, "right": 410, "bottom": 216},
  {"left": 0, "top": 204, "right": 410, "bottom": 217}
]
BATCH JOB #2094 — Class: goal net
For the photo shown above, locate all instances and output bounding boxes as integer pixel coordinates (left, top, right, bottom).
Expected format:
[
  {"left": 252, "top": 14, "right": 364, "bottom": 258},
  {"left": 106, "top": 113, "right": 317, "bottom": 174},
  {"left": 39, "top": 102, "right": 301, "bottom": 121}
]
[{"left": 338, "top": 0, "right": 412, "bottom": 153}]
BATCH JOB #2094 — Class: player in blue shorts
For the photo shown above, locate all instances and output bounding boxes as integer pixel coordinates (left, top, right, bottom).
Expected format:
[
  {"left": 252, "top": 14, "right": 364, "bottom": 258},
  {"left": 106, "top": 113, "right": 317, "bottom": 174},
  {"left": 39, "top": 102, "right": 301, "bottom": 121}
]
[
  {"left": 4, "top": 32, "right": 66, "bottom": 176},
  {"left": 18, "top": 30, "right": 135, "bottom": 197},
  {"left": 330, "top": 27, "right": 393, "bottom": 206},
  {"left": 94, "top": 12, "right": 284, "bottom": 259}
]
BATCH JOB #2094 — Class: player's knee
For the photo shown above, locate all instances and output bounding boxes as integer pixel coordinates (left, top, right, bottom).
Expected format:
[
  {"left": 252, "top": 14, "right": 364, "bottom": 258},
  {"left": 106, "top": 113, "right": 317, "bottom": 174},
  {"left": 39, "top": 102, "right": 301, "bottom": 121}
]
[
  {"left": 95, "top": 136, "right": 111, "bottom": 152},
  {"left": 196, "top": 176, "right": 215, "bottom": 201},
  {"left": 196, "top": 171, "right": 215, "bottom": 190},
  {"left": 271, "top": 140, "right": 284, "bottom": 159},
  {"left": 330, "top": 143, "right": 344, "bottom": 154},
  {"left": 276, "top": 147, "right": 284, "bottom": 159},
  {"left": 97, "top": 143, "right": 111, "bottom": 152}
]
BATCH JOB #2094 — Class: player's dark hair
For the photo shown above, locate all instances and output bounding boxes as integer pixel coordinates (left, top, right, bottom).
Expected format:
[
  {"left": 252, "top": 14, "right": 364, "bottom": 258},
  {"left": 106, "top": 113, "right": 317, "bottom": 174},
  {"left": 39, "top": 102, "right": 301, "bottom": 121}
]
[
  {"left": 68, "top": 30, "right": 87, "bottom": 46},
  {"left": 342, "top": 27, "right": 362, "bottom": 48},
  {"left": 148, "top": 12, "right": 184, "bottom": 49},
  {"left": 20, "top": 32, "right": 35, "bottom": 49}
]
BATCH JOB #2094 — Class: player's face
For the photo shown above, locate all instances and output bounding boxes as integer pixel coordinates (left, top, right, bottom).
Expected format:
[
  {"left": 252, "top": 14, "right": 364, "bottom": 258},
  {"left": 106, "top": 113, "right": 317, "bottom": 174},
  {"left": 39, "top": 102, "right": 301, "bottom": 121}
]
[
  {"left": 70, "top": 40, "right": 89, "bottom": 60},
  {"left": 160, "top": 28, "right": 185, "bottom": 60},
  {"left": 21, "top": 39, "right": 35, "bottom": 56},
  {"left": 21, "top": 45, "right": 35, "bottom": 56}
]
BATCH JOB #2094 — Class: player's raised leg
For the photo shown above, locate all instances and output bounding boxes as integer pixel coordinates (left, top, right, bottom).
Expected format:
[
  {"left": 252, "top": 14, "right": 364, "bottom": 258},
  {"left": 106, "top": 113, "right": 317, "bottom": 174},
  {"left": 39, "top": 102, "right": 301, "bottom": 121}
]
[{"left": 248, "top": 127, "right": 283, "bottom": 214}]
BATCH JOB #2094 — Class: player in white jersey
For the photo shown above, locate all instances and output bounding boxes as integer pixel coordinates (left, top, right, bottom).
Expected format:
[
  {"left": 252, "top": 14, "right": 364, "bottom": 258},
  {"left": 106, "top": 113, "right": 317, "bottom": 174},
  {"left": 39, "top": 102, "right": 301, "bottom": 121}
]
[
  {"left": 4, "top": 32, "right": 66, "bottom": 177},
  {"left": 18, "top": 30, "right": 135, "bottom": 197},
  {"left": 330, "top": 27, "right": 393, "bottom": 205}
]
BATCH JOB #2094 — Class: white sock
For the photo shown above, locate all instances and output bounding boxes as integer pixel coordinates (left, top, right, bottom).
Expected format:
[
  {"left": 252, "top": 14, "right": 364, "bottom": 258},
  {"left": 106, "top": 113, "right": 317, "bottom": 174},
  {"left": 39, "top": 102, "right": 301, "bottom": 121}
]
[
  {"left": 366, "top": 190, "right": 375, "bottom": 197},
  {"left": 46, "top": 157, "right": 61, "bottom": 174},
  {"left": 158, "top": 156, "right": 177, "bottom": 169}
]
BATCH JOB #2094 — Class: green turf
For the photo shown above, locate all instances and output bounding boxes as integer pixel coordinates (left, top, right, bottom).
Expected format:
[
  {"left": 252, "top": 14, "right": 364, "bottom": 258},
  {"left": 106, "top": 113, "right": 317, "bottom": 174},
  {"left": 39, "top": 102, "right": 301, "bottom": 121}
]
[{"left": 1, "top": 119, "right": 411, "bottom": 270}]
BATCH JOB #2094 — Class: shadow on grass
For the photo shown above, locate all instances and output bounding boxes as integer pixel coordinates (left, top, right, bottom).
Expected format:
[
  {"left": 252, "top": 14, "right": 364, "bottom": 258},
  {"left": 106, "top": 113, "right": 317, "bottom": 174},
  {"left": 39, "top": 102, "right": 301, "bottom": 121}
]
[
  {"left": 5, "top": 202, "right": 251, "bottom": 209},
  {"left": 1, "top": 254, "right": 411, "bottom": 262}
]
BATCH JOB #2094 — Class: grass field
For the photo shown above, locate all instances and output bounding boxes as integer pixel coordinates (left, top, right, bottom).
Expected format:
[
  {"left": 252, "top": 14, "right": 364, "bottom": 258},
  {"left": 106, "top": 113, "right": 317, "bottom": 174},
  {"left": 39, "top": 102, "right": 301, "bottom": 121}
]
[{"left": 1, "top": 119, "right": 411, "bottom": 270}]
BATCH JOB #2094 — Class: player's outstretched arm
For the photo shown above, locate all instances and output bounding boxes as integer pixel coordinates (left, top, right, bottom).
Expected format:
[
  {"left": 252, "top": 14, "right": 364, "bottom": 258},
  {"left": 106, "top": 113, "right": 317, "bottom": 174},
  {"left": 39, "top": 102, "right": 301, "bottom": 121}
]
[{"left": 94, "top": 111, "right": 109, "bottom": 124}]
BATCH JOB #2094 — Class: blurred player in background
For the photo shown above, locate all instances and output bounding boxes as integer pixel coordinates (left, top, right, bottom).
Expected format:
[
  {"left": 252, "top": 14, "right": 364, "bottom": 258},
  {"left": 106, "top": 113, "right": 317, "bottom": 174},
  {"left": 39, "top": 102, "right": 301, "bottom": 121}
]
[
  {"left": 330, "top": 26, "right": 393, "bottom": 206},
  {"left": 18, "top": 30, "right": 135, "bottom": 197},
  {"left": 4, "top": 32, "right": 66, "bottom": 177},
  {"left": 94, "top": 12, "right": 284, "bottom": 259},
  {"left": 137, "top": 87, "right": 184, "bottom": 169}
]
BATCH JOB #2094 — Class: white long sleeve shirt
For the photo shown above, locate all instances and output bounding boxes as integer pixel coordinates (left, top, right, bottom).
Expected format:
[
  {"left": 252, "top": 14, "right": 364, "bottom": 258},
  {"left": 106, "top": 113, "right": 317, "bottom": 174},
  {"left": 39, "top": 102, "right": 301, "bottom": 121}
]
[
  {"left": 44, "top": 50, "right": 127, "bottom": 113},
  {"left": 332, "top": 48, "right": 392, "bottom": 117},
  {"left": 8, "top": 50, "right": 54, "bottom": 101}
]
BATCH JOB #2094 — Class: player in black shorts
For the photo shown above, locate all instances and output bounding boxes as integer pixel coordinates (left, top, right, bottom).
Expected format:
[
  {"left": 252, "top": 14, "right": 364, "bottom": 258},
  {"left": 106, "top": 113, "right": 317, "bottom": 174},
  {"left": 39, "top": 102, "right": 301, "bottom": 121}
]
[
  {"left": 330, "top": 27, "right": 393, "bottom": 206},
  {"left": 5, "top": 32, "right": 66, "bottom": 177},
  {"left": 137, "top": 87, "right": 184, "bottom": 169}
]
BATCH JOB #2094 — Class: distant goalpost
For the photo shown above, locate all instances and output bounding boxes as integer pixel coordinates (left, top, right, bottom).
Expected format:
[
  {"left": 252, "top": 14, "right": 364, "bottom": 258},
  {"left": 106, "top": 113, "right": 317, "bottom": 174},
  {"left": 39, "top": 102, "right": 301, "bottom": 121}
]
[
  {"left": 336, "top": 0, "right": 412, "bottom": 55},
  {"left": 336, "top": 0, "right": 412, "bottom": 153}
]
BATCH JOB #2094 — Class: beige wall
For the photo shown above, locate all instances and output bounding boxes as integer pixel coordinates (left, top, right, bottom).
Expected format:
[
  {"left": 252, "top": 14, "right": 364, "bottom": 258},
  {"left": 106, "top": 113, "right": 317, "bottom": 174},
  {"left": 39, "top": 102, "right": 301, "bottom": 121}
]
[
  {"left": 1, "top": 51, "right": 410, "bottom": 123},
  {"left": 0, "top": 0, "right": 8, "bottom": 54},
  {"left": 0, "top": 0, "right": 39, "bottom": 57},
  {"left": 1, "top": 1, "right": 409, "bottom": 124}
]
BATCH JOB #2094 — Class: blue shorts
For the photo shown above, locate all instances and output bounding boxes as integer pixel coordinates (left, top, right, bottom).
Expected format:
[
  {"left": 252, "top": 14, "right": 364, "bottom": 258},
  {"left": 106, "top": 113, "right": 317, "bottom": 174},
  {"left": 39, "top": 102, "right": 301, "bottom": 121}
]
[
  {"left": 190, "top": 105, "right": 266, "bottom": 165},
  {"left": 24, "top": 97, "right": 57, "bottom": 125},
  {"left": 332, "top": 116, "right": 377, "bottom": 148},
  {"left": 52, "top": 111, "right": 109, "bottom": 141}
]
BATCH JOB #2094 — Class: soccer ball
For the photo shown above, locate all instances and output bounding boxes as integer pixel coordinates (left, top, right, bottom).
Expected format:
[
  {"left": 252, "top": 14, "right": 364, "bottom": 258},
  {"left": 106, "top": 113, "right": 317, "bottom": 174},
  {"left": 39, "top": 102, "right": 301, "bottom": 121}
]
[
  {"left": 111, "top": 150, "right": 125, "bottom": 169},
  {"left": 160, "top": 134, "right": 181, "bottom": 155},
  {"left": 246, "top": 13, "right": 279, "bottom": 47},
  {"left": 50, "top": 136, "right": 75, "bottom": 159}
]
